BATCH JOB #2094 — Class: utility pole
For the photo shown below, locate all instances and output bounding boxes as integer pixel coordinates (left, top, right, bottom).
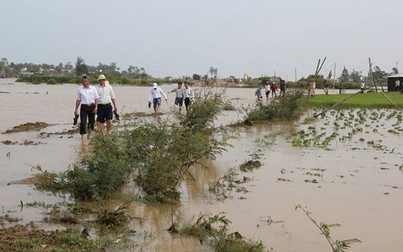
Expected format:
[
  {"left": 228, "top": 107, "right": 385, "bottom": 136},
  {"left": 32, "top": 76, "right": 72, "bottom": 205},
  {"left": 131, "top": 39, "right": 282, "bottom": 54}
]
[
  {"left": 333, "top": 63, "right": 336, "bottom": 90},
  {"left": 295, "top": 68, "right": 297, "bottom": 82},
  {"left": 339, "top": 66, "right": 345, "bottom": 94},
  {"left": 368, "top": 58, "right": 383, "bottom": 92}
]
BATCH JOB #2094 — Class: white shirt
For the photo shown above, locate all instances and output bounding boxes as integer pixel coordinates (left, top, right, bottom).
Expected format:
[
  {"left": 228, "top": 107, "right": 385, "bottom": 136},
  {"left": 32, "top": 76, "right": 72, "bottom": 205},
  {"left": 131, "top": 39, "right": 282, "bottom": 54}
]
[
  {"left": 96, "top": 83, "right": 116, "bottom": 104},
  {"left": 77, "top": 86, "right": 99, "bottom": 104},
  {"left": 184, "top": 87, "right": 193, "bottom": 99},
  {"left": 149, "top": 87, "right": 167, "bottom": 101}
]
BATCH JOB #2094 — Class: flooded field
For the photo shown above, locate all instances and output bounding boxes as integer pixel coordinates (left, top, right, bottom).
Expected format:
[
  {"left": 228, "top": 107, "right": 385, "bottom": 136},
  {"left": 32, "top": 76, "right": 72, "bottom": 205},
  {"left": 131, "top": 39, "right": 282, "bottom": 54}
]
[{"left": 1, "top": 78, "right": 403, "bottom": 251}]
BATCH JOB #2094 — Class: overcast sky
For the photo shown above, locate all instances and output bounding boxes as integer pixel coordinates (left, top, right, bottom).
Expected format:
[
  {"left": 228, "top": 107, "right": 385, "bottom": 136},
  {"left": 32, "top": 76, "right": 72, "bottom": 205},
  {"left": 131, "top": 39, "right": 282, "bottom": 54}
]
[{"left": 1, "top": 0, "right": 402, "bottom": 80}]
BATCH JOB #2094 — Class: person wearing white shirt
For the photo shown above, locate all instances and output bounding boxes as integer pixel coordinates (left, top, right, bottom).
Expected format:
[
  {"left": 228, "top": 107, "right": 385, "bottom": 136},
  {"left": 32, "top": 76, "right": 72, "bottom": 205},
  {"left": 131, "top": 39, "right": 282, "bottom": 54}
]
[
  {"left": 74, "top": 74, "right": 99, "bottom": 140},
  {"left": 148, "top": 83, "right": 167, "bottom": 113},
  {"left": 96, "top": 74, "right": 117, "bottom": 135},
  {"left": 184, "top": 82, "right": 193, "bottom": 112}
]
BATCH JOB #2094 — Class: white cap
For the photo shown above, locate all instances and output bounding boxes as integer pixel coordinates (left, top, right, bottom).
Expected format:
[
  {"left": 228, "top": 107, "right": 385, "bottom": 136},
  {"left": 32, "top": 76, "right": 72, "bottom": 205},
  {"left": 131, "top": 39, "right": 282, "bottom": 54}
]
[{"left": 153, "top": 83, "right": 157, "bottom": 87}]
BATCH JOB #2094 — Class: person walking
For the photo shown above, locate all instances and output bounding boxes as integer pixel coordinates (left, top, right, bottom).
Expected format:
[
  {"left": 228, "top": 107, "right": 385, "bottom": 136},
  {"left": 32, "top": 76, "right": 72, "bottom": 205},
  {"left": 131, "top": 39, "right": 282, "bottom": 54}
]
[
  {"left": 279, "top": 78, "right": 287, "bottom": 97},
  {"left": 169, "top": 82, "right": 185, "bottom": 112},
  {"left": 95, "top": 74, "right": 117, "bottom": 136},
  {"left": 360, "top": 81, "right": 366, "bottom": 93},
  {"left": 148, "top": 83, "right": 167, "bottom": 113},
  {"left": 263, "top": 80, "right": 270, "bottom": 100},
  {"left": 270, "top": 81, "right": 278, "bottom": 97},
  {"left": 323, "top": 79, "right": 329, "bottom": 95},
  {"left": 74, "top": 74, "right": 99, "bottom": 140},
  {"left": 184, "top": 82, "right": 194, "bottom": 113},
  {"left": 255, "top": 86, "right": 263, "bottom": 101}
]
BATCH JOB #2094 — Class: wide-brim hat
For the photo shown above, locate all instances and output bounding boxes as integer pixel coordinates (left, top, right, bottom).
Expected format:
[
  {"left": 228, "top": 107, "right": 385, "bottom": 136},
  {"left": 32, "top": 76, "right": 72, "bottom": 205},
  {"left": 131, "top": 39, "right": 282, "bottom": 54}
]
[{"left": 97, "top": 74, "right": 106, "bottom": 81}]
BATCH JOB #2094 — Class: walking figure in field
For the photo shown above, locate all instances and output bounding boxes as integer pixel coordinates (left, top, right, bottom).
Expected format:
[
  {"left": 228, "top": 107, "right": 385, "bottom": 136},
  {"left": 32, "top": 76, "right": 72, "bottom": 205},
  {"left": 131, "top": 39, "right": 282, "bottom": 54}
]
[
  {"left": 169, "top": 82, "right": 185, "bottom": 112},
  {"left": 74, "top": 74, "right": 99, "bottom": 140},
  {"left": 255, "top": 86, "right": 263, "bottom": 101},
  {"left": 279, "top": 78, "right": 287, "bottom": 97},
  {"left": 95, "top": 74, "right": 118, "bottom": 136},
  {"left": 263, "top": 80, "right": 270, "bottom": 100},
  {"left": 148, "top": 83, "right": 167, "bottom": 113},
  {"left": 270, "top": 82, "right": 278, "bottom": 97},
  {"left": 360, "top": 81, "right": 366, "bottom": 93},
  {"left": 307, "top": 80, "right": 316, "bottom": 96},
  {"left": 184, "top": 82, "right": 194, "bottom": 112},
  {"left": 323, "top": 79, "right": 329, "bottom": 95}
]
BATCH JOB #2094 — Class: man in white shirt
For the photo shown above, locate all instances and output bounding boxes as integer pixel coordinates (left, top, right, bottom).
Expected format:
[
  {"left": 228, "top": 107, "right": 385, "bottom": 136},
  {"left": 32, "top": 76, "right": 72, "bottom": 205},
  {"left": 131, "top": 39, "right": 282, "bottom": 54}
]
[
  {"left": 96, "top": 74, "right": 118, "bottom": 135},
  {"left": 184, "top": 82, "right": 193, "bottom": 113},
  {"left": 74, "top": 74, "right": 99, "bottom": 140},
  {"left": 148, "top": 83, "right": 167, "bottom": 113}
]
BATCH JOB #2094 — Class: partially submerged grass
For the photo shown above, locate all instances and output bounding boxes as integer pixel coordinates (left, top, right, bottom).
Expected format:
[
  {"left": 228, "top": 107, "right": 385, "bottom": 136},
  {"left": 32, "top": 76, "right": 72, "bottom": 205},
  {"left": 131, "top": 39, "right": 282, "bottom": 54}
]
[
  {"left": 303, "top": 92, "right": 403, "bottom": 109},
  {"left": 178, "top": 212, "right": 267, "bottom": 252}
]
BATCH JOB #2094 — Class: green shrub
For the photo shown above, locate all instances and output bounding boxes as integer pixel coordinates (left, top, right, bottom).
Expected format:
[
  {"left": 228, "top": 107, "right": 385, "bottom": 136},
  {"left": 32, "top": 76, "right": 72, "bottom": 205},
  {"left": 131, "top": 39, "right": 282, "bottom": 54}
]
[
  {"left": 247, "top": 89, "right": 304, "bottom": 122},
  {"left": 47, "top": 78, "right": 57, "bottom": 84}
]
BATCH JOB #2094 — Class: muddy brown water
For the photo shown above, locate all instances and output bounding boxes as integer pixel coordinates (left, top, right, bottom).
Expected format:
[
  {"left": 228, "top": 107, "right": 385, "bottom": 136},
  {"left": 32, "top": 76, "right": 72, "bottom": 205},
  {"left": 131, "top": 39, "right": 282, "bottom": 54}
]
[{"left": 1, "top": 78, "right": 403, "bottom": 251}]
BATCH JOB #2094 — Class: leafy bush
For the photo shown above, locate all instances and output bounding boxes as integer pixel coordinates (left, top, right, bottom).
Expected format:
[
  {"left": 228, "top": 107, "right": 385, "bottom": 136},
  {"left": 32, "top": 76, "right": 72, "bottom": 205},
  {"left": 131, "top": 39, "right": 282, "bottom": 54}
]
[
  {"left": 36, "top": 89, "right": 227, "bottom": 203},
  {"left": 247, "top": 90, "right": 304, "bottom": 122},
  {"left": 47, "top": 78, "right": 57, "bottom": 84},
  {"left": 179, "top": 213, "right": 266, "bottom": 252}
]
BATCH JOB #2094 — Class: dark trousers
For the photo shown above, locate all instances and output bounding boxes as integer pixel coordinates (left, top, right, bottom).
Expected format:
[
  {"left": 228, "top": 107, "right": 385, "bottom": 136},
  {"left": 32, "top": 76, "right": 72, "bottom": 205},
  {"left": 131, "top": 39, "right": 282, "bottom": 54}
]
[{"left": 80, "top": 104, "right": 95, "bottom": 135}]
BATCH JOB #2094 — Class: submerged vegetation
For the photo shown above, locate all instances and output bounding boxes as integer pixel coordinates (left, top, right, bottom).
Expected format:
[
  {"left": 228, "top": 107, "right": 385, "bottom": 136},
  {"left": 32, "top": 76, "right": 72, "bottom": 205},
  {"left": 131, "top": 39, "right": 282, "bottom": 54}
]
[
  {"left": 36, "top": 86, "right": 227, "bottom": 203},
  {"left": 177, "top": 213, "right": 266, "bottom": 252},
  {"left": 246, "top": 90, "right": 305, "bottom": 123},
  {"left": 296, "top": 205, "right": 361, "bottom": 251}
]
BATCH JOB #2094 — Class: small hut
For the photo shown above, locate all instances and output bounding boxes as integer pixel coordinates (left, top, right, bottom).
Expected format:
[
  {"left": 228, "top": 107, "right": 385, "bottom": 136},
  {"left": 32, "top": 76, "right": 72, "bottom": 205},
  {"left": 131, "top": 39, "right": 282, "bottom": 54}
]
[{"left": 387, "top": 73, "right": 403, "bottom": 92}]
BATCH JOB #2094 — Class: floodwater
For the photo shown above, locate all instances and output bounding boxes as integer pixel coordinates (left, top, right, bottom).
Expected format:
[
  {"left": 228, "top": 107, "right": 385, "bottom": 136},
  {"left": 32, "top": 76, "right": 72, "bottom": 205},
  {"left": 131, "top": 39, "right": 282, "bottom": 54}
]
[{"left": 1, "top": 78, "right": 403, "bottom": 251}]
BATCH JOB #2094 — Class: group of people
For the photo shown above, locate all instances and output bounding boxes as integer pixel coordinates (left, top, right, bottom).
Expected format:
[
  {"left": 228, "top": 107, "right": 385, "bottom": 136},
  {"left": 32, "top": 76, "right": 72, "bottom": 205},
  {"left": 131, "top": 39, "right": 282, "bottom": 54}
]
[
  {"left": 74, "top": 75, "right": 194, "bottom": 140},
  {"left": 74, "top": 74, "right": 118, "bottom": 140},
  {"left": 168, "top": 81, "right": 193, "bottom": 113},
  {"left": 255, "top": 79, "right": 287, "bottom": 100}
]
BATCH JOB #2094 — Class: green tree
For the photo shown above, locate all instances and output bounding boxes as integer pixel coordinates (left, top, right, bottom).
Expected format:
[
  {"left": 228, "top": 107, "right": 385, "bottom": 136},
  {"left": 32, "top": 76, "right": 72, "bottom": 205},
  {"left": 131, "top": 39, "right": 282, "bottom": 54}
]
[
  {"left": 209, "top": 67, "right": 218, "bottom": 80},
  {"left": 339, "top": 68, "right": 349, "bottom": 83},
  {"left": 193, "top": 73, "right": 201, "bottom": 80},
  {"left": 391, "top": 67, "right": 399, "bottom": 75},
  {"left": 349, "top": 69, "right": 362, "bottom": 82},
  {"left": 0, "top": 58, "right": 8, "bottom": 77},
  {"left": 74, "top": 57, "right": 88, "bottom": 76},
  {"left": 372, "top": 66, "right": 387, "bottom": 82}
]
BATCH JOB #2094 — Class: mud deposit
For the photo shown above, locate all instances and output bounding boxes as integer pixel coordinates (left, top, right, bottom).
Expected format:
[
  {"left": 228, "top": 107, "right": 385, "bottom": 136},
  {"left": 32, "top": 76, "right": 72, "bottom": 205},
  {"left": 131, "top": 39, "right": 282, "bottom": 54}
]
[{"left": 1, "top": 79, "right": 403, "bottom": 251}]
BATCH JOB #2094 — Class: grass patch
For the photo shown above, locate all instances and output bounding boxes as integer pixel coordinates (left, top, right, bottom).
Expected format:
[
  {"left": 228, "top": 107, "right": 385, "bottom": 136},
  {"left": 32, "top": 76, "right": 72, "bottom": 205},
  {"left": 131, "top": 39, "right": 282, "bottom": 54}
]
[{"left": 303, "top": 92, "right": 403, "bottom": 108}]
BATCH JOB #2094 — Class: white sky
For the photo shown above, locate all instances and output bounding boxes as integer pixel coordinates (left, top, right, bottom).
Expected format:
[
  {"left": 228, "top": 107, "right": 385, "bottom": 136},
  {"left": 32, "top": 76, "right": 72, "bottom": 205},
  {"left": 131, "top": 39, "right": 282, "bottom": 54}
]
[{"left": 1, "top": 0, "right": 402, "bottom": 80}]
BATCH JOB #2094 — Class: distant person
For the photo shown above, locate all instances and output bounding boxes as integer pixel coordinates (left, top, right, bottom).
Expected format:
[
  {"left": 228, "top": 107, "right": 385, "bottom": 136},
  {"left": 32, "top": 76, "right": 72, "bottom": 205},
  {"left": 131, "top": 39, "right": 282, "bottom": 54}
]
[
  {"left": 312, "top": 80, "right": 316, "bottom": 95},
  {"left": 95, "top": 74, "right": 117, "bottom": 136},
  {"left": 184, "top": 82, "right": 194, "bottom": 112},
  {"left": 169, "top": 82, "right": 185, "bottom": 112},
  {"left": 395, "top": 78, "right": 400, "bottom": 92},
  {"left": 360, "top": 81, "right": 366, "bottom": 93},
  {"left": 279, "top": 78, "right": 287, "bottom": 97},
  {"left": 323, "top": 79, "right": 329, "bottom": 95},
  {"left": 307, "top": 80, "right": 315, "bottom": 96},
  {"left": 270, "top": 81, "right": 278, "bottom": 97},
  {"left": 148, "top": 83, "right": 167, "bottom": 113},
  {"left": 74, "top": 74, "right": 99, "bottom": 140},
  {"left": 263, "top": 80, "right": 270, "bottom": 100},
  {"left": 255, "top": 86, "right": 263, "bottom": 101}
]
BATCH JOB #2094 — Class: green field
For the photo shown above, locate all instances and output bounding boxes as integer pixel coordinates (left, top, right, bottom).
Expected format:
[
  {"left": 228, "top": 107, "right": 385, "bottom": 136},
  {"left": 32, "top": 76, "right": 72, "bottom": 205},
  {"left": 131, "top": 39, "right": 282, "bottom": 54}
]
[{"left": 303, "top": 91, "right": 403, "bottom": 108}]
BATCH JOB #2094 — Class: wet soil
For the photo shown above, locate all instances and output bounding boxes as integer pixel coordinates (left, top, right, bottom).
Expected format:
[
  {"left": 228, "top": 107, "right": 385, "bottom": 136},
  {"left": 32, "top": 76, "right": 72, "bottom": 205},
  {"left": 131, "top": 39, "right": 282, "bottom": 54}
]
[{"left": 2, "top": 122, "right": 50, "bottom": 134}]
